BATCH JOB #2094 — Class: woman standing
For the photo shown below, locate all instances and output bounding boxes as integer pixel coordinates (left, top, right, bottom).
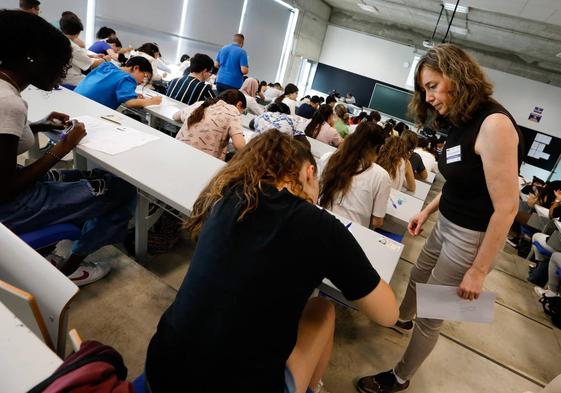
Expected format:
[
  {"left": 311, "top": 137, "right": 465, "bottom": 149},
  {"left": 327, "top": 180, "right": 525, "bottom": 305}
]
[{"left": 356, "top": 43, "right": 521, "bottom": 392}]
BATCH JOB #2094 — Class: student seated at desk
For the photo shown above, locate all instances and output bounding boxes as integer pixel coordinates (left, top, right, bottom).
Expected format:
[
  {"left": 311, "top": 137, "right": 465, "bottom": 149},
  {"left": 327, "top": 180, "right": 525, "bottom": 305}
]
[
  {"left": 318, "top": 122, "right": 391, "bottom": 229},
  {"left": 263, "top": 82, "right": 283, "bottom": 101},
  {"left": 376, "top": 136, "right": 416, "bottom": 192},
  {"left": 88, "top": 27, "right": 120, "bottom": 61},
  {"left": 296, "top": 95, "right": 320, "bottom": 119},
  {"left": 129, "top": 43, "right": 166, "bottom": 82},
  {"left": 59, "top": 12, "right": 105, "bottom": 89},
  {"left": 275, "top": 83, "right": 298, "bottom": 116},
  {"left": 333, "top": 103, "right": 350, "bottom": 138},
  {"left": 252, "top": 102, "right": 309, "bottom": 147},
  {"left": 166, "top": 53, "right": 215, "bottom": 106},
  {"left": 414, "top": 137, "right": 438, "bottom": 173},
  {"left": 304, "top": 104, "right": 343, "bottom": 147},
  {"left": 0, "top": 10, "right": 136, "bottom": 286},
  {"left": 401, "top": 130, "right": 428, "bottom": 181},
  {"left": 74, "top": 56, "right": 162, "bottom": 110},
  {"left": 239, "top": 77, "right": 264, "bottom": 116},
  {"left": 144, "top": 130, "right": 398, "bottom": 393},
  {"left": 174, "top": 90, "right": 246, "bottom": 160}
]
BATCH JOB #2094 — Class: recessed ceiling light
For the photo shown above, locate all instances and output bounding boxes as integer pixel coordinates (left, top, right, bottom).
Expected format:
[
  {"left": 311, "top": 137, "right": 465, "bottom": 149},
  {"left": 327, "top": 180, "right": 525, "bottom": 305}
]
[
  {"left": 556, "top": 52, "right": 561, "bottom": 58},
  {"left": 357, "top": 2, "right": 378, "bottom": 13},
  {"left": 443, "top": 2, "right": 468, "bottom": 13}
]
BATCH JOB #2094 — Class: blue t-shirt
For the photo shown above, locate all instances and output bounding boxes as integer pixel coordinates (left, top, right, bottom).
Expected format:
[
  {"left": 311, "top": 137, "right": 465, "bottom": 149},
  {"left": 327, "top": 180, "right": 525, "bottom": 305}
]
[
  {"left": 74, "top": 62, "right": 138, "bottom": 110},
  {"left": 215, "top": 43, "right": 248, "bottom": 89},
  {"left": 88, "top": 40, "right": 112, "bottom": 55}
]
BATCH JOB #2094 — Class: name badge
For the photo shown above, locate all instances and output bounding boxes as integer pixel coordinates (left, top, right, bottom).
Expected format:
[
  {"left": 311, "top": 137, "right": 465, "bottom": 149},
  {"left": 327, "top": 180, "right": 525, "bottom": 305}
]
[{"left": 446, "top": 145, "right": 461, "bottom": 164}]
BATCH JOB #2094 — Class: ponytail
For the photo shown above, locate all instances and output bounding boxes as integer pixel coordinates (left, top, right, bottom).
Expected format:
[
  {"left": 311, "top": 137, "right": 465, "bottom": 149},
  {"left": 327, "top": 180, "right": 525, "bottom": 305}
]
[{"left": 187, "top": 89, "right": 246, "bottom": 128}]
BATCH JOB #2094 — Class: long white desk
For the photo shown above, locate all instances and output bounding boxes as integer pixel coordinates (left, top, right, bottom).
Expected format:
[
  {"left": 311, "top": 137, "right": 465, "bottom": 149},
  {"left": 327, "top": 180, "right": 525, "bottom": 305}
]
[
  {"left": 24, "top": 86, "right": 225, "bottom": 260},
  {"left": 402, "top": 179, "right": 431, "bottom": 201},
  {"left": 136, "top": 86, "right": 185, "bottom": 128},
  {"left": 383, "top": 188, "right": 424, "bottom": 234},
  {"left": 23, "top": 87, "right": 403, "bottom": 286},
  {"left": 424, "top": 171, "right": 436, "bottom": 184},
  {"left": 0, "top": 301, "right": 62, "bottom": 392}
]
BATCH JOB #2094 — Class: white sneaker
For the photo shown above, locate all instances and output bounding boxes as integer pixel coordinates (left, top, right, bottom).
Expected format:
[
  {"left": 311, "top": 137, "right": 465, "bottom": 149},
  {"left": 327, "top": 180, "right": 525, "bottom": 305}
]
[
  {"left": 68, "top": 261, "right": 111, "bottom": 287},
  {"left": 45, "top": 253, "right": 65, "bottom": 269},
  {"left": 314, "top": 379, "right": 330, "bottom": 393},
  {"left": 534, "top": 286, "right": 559, "bottom": 298}
]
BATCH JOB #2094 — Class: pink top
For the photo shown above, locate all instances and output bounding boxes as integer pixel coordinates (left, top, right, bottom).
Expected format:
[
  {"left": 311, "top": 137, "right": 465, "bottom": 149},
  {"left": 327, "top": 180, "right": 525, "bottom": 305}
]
[
  {"left": 176, "top": 100, "right": 243, "bottom": 160},
  {"left": 315, "top": 122, "right": 343, "bottom": 147}
]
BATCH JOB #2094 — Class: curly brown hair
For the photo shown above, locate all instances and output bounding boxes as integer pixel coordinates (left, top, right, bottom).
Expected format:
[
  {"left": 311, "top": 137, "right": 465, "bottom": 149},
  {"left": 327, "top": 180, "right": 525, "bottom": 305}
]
[
  {"left": 376, "top": 136, "right": 407, "bottom": 180},
  {"left": 409, "top": 43, "right": 493, "bottom": 129},
  {"left": 185, "top": 129, "right": 316, "bottom": 240},
  {"left": 319, "top": 122, "right": 386, "bottom": 209}
]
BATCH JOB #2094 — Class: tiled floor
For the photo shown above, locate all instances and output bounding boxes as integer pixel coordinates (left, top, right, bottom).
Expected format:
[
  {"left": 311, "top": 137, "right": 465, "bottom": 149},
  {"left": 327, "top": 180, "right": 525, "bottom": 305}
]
[{"left": 64, "top": 175, "right": 561, "bottom": 392}]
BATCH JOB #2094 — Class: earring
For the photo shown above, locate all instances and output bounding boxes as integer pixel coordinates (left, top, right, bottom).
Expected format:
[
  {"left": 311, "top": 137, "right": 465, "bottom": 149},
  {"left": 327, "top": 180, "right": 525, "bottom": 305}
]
[{"left": 27, "top": 57, "right": 34, "bottom": 63}]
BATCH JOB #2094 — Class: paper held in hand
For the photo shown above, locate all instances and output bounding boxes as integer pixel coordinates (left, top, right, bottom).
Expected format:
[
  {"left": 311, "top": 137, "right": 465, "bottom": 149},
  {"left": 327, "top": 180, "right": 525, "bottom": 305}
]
[
  {"left": 73, "top": 115, "right": 159, "bottom": 155},
  {"left": 416, "top": 283, "right": 496, "bottom": 323}
]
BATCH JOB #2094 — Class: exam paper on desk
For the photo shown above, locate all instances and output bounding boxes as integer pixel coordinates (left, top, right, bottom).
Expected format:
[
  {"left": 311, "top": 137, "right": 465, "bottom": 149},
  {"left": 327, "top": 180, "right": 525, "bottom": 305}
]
[
  {"left": 416, "top": 283, "right": 496, "bottom": 324},
  {"left": 74, "top": 115, "right": 159, "bottom": 155}
]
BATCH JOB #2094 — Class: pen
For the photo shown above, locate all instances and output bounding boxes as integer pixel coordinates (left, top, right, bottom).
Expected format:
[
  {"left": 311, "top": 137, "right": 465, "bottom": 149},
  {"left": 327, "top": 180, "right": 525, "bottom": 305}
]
[
  {"left": 100, "top": 115, "right": 122, "bottom": 125},
  {"left": 389, "top": 197, "right": 398, "bottom": 209},
  {"left": 345, "top": 222, "right": 352, "bottom": 229}
]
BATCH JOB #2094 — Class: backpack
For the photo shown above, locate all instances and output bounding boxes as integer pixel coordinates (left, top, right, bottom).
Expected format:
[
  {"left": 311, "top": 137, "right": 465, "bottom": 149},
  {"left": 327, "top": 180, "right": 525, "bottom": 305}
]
[{"left": 539, "top": 295, "right": 561, "bottom": 329}]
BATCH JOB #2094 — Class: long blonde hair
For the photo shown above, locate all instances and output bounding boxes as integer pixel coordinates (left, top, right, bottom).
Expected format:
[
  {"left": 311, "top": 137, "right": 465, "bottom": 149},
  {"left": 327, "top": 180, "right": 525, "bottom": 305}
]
[
  {"left": 409, "top": 43, "right": 493, "bottom": 128},
  {"left": 185, "top": 129, "right": 316, "bottom": 240},
  {"left": 376, "top": 136, "right": 407, "bottom": 180}
]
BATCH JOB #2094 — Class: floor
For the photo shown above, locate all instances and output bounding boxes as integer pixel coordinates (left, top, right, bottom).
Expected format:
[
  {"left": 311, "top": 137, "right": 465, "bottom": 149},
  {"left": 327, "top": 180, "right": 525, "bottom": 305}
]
[{"left": 64, "top": 175, "right": 561, "bottom": 392}]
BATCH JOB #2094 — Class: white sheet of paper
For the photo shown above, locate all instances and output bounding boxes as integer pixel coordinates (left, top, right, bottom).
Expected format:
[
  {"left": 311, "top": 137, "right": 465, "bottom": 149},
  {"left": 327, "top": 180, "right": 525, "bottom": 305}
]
[
  {"left": 416, "top": 284, "right": 496, "bottom": 323},
  {"left": 535, "top": 133, "right": 552, "bottom": 144},
  {"left": 74, "top": 115, "right": 159, "bottom": 155}
]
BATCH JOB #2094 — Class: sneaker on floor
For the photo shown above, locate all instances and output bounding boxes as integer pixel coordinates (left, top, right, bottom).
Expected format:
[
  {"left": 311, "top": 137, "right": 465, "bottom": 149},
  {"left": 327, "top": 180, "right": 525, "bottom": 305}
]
[
  {"left": 45, "top": 253, "right": 65, "bottom": 269},
  {"left": 355, "top": 370, "right": 409, "bottom": 393},
  {"left": 314, "top": 379, "right": 330, "bottom": 393},
  {"left": 68, "top": 261, "right": 111, "bottom": 287},
  {"left": 534, "top": 286, "right": 559, "bottom": 298}
]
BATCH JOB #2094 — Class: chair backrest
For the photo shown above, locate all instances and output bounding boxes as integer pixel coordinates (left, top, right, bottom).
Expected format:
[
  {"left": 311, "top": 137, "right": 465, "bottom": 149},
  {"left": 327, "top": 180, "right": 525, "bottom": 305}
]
[
  {"left": 0, "top": 223, "right": 79, "bottom": 355},
  {"left": 0, "top": 279, "right": 53, "bottom": 348}
]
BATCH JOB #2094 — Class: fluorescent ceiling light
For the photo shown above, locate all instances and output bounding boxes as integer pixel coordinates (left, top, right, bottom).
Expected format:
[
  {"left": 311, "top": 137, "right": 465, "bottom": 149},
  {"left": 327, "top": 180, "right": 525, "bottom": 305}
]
[
  {"left": 443, "top": 2, "right": 468, "bottom": 13},
  {"left": 357, "top": 3, "right": 378, "bottom": 13}
]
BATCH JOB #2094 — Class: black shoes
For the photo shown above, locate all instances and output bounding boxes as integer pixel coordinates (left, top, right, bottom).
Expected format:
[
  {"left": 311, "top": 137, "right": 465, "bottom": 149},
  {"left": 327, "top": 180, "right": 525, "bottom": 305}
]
[{"left": 355, "top": 370, "right": 410, "bottom": 393}]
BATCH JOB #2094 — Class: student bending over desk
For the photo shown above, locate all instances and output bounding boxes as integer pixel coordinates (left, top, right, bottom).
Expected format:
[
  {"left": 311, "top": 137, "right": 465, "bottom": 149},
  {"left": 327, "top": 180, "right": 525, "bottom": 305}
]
[
  {"left": 74, "top": 56, "right": 162, "bottom": 110},
  {"left": 304, "top": 104, "right": 342, "bottom": 147},
  {"left": 376, "top": 135, "right": 416, "bottom": 192},
  {"left": 252, "top": 102, "right": 309, "bottom": 147},
  {"left": 318, "top": 122, "right": 391, "bottom": 230},
  {"left": 144, "top": 130, "right": 398, "bottom": 393},
  {"left": 174, "top": 90, "right": 246, "bottom": 160},
  {"left": 0, "top": 10, "right": 136, "bottom": 286}
]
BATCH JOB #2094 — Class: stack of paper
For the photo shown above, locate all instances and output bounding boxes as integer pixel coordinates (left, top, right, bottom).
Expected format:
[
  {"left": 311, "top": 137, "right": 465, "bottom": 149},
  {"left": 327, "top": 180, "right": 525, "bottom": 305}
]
[{"left": 74, "top": 115, "right": 159, "bottom": 155}]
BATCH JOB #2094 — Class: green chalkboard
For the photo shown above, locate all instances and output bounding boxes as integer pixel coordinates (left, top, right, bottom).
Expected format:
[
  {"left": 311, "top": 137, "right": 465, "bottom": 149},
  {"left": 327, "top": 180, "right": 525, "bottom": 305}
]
[{"left": 369, "top": 83, "right": 414, "bottom": 122}]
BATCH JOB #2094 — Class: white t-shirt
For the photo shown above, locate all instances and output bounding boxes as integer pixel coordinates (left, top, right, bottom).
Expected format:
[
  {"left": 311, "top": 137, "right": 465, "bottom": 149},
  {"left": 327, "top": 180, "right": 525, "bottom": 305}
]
[
  {"left": 415, "top": 148, "right": 438, "bottom": 173},
  {"left": 282, "top": 97, "right": 296, "bottom": 116},
  {"left": 243, "top": 93, "right": 265, "bottom": 116},
  {"left": 65, "top": 39, "right": 94, "bottom": 86},
  {"left": 0, "top": 80, "right": 34, "bottom": 154},
  {"left": 263, "top": 88, "right": 282, "bottom": 100},
  {"left": 390, "top": 159, "right": 406, "bottom": 190},
  {"left": 318, "top": 152, "right": 392, "bottom": 228}
]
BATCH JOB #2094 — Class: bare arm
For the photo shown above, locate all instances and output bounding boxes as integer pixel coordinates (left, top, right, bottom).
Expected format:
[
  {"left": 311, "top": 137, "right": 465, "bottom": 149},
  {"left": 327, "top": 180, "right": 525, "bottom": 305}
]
[
  {"left": 240, "top": 66, "right": 249, "bottom": 75},
  {"left": 403, "top": 160, "right": 416, "bottom": 191},
  {"left": 0, "top": 123, "right": 86, "bottom": 202},
  {"left": 459, "top": 113, "right": 519, "bottom": 300},
  {"left": 231, "top": 133, "right": 246, "bottom": 151},
  {"left": 354, "top": 280, "right": 398, "bottom": 327},
  {"left": 124, "top": 96, "right": 162, "bottom": 108},
  {"left": 408, "top": 192, "right": 441, "bottom": 236},
  {"left": 415, "top": 168, "right": 428, "bottom": 181},
  {"left": 370, "top": 216, "right": 384, "bottom": 229}
]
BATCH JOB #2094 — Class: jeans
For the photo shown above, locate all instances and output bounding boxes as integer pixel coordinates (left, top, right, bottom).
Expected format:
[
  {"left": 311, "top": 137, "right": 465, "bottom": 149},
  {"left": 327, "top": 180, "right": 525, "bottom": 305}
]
[
  {"left": 394, "top": 214, "right": 489, "bottom": 380},
  {"left": 0, "top": 168, "right": 136, "bottom": 256},
  {"left": 547, "top": 253, "right": 561, "bottom": 292}
]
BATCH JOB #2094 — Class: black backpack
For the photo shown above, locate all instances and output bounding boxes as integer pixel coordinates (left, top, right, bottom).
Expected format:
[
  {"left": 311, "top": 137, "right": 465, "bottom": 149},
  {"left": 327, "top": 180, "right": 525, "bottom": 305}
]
[{"left": 539, "top": 295, "right": 561, "bottom": 329}]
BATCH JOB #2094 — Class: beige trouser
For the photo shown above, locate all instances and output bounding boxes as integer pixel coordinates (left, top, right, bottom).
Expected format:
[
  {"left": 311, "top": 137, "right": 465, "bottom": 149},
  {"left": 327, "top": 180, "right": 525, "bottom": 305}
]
[{"left": 394, "top": 214, "right": 488, "bottom": 380}]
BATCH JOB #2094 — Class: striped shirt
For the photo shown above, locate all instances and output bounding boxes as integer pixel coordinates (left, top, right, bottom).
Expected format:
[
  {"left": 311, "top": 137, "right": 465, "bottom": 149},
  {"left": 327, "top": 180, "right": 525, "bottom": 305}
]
[{"left": 166, "top": 75, "right": 215, "bottom": 105}]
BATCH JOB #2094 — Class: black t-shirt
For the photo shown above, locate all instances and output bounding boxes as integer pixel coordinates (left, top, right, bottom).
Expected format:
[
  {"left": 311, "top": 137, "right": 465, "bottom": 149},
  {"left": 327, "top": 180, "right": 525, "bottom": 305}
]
[
  {"left": 438, "top": 99, "right": 523, "bottom": 231},
  {"left": 409, "top": 152, "right": 426, "bottom": 174},
  {"left": 145, "top": 185, "right": 380, "bottom": 393}
]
